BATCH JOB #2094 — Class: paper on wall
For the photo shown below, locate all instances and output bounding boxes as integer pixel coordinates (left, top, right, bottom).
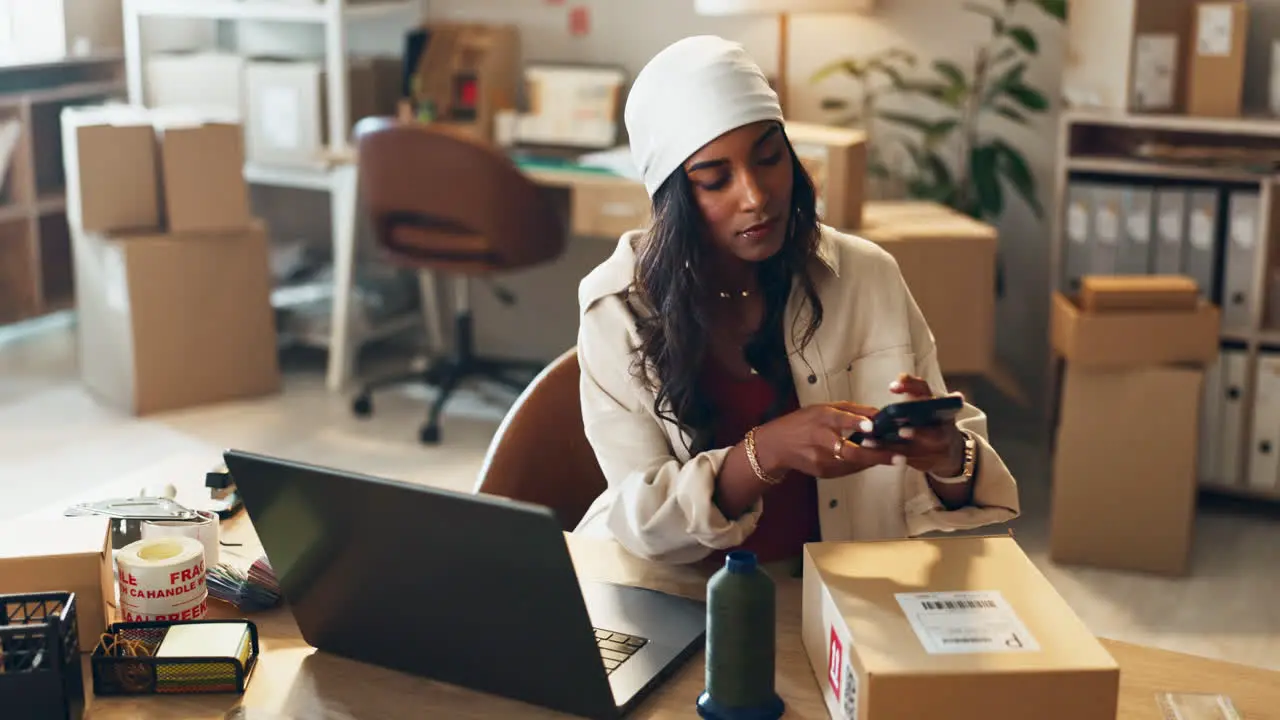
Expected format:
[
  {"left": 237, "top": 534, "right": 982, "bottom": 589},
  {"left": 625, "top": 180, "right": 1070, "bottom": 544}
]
[
  {"left": 1132, "top": 34, "right": 1178, "bottom": 110},
  {"left": 1096, "top": 204, "right": 1120, "bottom": 244},
  {"left": 1067, "top": 202, "right": 1088, "bottom": 242},
  {"left": 1197, "top": 4, "right": 1235, "bottom": 58},
  {"left": 895, "top": 590, "right": 1041, "bottom": 654}
]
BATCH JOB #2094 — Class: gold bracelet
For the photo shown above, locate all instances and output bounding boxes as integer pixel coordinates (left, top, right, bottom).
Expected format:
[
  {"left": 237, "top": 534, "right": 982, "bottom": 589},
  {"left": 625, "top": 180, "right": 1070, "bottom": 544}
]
[{"left": 745, "top": 427, "right": 783, "bottom": 485}]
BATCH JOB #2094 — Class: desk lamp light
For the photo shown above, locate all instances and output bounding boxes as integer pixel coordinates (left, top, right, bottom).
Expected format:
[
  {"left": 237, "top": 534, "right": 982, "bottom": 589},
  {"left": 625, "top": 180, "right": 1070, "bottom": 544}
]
[{"left": 694, "top": 0, "right": 873, "bottom": 114}]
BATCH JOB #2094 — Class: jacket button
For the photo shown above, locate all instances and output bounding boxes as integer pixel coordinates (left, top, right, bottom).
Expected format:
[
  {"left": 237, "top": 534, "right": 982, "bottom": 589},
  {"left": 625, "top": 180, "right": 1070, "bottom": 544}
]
[
  {"left": 828, "top": 499, "right": 839, "bottom": 509},
  {"left": 807, "top": 374, "right": 817, "bottom": 384}
]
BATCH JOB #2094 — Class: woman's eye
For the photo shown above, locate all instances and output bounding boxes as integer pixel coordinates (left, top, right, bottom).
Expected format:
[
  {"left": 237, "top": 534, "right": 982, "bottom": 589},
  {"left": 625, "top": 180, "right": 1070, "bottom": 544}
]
[
  {"left": 700, "top": 175, "right": 730, "bottom": 191},
  {"left": 758, "top": 151, "right": 783, "bottom": 166}
]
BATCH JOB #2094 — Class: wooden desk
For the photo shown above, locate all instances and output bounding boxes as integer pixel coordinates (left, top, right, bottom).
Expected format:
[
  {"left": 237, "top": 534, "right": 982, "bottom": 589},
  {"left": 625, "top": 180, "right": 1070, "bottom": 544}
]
[{"left": 84, "top": 515, "right": 1280, "bottom": 719}]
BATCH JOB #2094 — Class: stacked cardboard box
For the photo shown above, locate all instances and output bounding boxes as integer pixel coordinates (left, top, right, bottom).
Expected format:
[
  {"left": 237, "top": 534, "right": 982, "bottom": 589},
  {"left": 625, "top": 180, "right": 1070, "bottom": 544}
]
[
  {"left": 1049, "top": 277, "right": 1220, "bottom": 575},
  {"left": 61, "top": 105, "right": 281, "bottom": 416},
  {"left": 860, "top": 201, "right": 997, "bottom": 377}
]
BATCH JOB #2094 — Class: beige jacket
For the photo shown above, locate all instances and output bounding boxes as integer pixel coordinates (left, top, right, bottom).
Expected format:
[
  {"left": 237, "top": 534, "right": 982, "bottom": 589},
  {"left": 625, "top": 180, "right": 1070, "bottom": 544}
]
[{"left": 574, "top": 224, "right": 1020, "bottom": 564}]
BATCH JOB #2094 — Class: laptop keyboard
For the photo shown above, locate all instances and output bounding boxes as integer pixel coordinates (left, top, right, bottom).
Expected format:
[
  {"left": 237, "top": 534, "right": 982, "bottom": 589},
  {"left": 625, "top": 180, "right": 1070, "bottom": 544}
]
[{"left": 594, "top": 628, "right": 647, "bottom": 674}]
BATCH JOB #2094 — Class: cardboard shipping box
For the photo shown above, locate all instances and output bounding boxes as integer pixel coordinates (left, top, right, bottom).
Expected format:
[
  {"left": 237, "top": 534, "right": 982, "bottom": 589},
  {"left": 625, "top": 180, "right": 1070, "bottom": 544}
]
[
  {"left": 1186, "top": 0, "right": 1248, "bottom": 117},
  {"left": 243, "top": 57, "right": 391, "bottom": 167},
  {"left": 153, "top": 111, "right": 252, "bottom": 233},
  {"left": 145, "top": 51, "right": 246, "bottom": 119},
  {"left": 1052, "top": 365, "right": 1204, "bottom": 575},
  {"left": 861, "top": 202, "right": 997, "bottom": 376},
  {"left": 787, "top": 122, "right": 867, "bottom": 231},
  {"left": 802, "top": 536, "right": 1119, "bottom": 720},
  {"left": 73, "top": 221, "right": 281, "bottom": 416},
  {"left": 60, "top": 104, "right": 161, "bottom": 234},
  {"left": 0, "top": 517, "right": 114, "bottom": 653},
  {"left": 1051, "top": 291, "right": 1220, "bottom": 368},
  {"left": 1061, "top": 0, "right": 1199, "bottom": 113}
]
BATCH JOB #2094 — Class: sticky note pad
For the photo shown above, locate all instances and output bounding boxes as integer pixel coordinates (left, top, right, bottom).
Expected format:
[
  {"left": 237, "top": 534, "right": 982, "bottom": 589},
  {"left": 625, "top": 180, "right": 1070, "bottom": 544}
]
[{"left": 156, "top": 622, "right": 250, "bottom": 659}]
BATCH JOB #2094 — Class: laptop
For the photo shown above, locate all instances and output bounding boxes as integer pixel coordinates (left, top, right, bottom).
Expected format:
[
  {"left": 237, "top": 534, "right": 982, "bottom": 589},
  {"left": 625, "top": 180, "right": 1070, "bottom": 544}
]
[{"left": 222, "top": 450, "right": 706, "bottom": 719}]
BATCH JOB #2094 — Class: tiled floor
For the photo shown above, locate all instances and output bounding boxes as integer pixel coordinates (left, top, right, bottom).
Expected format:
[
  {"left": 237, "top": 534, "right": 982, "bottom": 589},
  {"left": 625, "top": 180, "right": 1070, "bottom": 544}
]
[{"left": 3, "top": 315, "right": 1279, "bottom": 674}]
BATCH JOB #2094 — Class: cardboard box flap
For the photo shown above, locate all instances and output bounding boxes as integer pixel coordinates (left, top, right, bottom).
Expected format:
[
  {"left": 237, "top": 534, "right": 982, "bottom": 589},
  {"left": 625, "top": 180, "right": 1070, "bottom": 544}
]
[
  {"left": 806, "top": 536, "right": 1118, "bottom": 674},
  {"left": 0, "top": 516, "right": 111, "bottom": 560}
]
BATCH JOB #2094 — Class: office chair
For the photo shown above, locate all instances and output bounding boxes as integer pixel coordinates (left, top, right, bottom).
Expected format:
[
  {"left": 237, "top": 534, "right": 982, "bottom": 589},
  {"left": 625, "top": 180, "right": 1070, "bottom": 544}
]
[
  {"left": 350, "top": 117, "right": 567, "bottom": 443},
  {"left": 473, "top": 347, "right": 608, "bottom": 531}
]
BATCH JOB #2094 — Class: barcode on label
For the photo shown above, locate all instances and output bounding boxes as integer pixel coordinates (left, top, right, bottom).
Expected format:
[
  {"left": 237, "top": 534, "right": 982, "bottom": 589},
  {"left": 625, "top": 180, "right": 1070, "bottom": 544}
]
[
  {"left": 942, "top": 637, "right": 994, "bottom": 644},
  {"left": 921, "top": 599, "right": 997, "bottom": 611}
]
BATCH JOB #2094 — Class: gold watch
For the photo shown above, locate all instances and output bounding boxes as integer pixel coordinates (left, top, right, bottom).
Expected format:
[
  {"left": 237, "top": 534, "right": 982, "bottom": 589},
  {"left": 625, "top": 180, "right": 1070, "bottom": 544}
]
[{"left": 930, "top": 430, "right": 977, "bottom": 485}]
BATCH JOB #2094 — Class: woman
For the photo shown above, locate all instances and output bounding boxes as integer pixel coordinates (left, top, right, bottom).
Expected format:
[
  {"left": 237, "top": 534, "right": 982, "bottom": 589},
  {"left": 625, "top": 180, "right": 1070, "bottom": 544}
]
[{"left": 574, "top": 35, "right": 1020, "bottom": 566}]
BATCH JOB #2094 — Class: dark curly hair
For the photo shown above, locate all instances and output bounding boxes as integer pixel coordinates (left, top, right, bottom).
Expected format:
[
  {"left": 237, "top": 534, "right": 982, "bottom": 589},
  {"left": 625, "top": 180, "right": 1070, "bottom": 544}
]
[{"left": 629, "top": 127, "right": 825, "bottom": 455}]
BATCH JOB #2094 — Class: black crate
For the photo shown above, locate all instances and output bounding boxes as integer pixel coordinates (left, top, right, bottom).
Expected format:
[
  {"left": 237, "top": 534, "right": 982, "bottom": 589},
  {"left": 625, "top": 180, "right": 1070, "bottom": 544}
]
[
  {"left": 91, "top": 619, "right": 258, "bottom": 696},
  {"left": 0, "top": 591, "right": 85, "bottom": 720}
]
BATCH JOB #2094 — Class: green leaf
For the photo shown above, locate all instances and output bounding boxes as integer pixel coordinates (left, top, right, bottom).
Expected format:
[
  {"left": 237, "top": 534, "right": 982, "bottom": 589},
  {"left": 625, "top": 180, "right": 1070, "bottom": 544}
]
[
  {"left": 820, "top": 97, "right": 849, "bottom": 111},
  {"left": 993, "top": 104, "right": 1029, "bottom": 124},
  {"left": 1008, "top": 26, "right": 1038, "bottom": 55},
  {"left": 992, "top": 139, "right": 1042, "bottom": 216},
  {"left": 1005, "top": 83, "right": 1049, "bottom": 112},
  {"left": 1032, "top": 0, "right": 1067, "bottom": 21},
  {"left": 963, "top": 2, "right": 1005, "bottom": 32},
  {"left": 971, "top": 144, "right": 1004, "bottom": 219},
  {"left": 811, "top": 59, "right": 860, "bottom": 83},
  {"left": 992, "top": 47, "right": 1018, "bottom": 65},
  {"left": 878, "top": 112, "right": 961, "bottom": 143},
  {"left": 933, "top": 59, "right": 969, "bottom": 92}
]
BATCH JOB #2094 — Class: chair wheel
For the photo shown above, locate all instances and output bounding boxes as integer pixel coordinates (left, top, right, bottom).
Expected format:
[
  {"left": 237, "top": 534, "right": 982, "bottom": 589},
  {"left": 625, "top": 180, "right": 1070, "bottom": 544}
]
[
  {"left": 352, "top": 395, "right": 373, "bottom": 418},
  {"left": 419, "top": 424, "right": 441, "bottom": 444}
]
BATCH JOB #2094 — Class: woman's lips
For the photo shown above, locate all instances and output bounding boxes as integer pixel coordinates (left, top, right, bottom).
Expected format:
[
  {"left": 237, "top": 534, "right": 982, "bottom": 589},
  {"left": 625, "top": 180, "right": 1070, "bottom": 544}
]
[{"left": 738, "top": 219, "right": 776, "bottom": 239}]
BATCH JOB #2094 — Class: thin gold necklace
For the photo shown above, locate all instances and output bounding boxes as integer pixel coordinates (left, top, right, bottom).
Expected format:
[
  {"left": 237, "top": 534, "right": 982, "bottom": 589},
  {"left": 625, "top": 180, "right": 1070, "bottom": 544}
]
[{"left": 716, "top": 289, "right": 753, "bottom": 299}]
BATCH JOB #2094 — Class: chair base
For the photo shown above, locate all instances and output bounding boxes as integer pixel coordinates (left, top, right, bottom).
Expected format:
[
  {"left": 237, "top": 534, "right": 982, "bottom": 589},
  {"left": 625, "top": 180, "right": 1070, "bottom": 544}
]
[{"left": 351, "top": 311, "right": 546, "bottom": 444}]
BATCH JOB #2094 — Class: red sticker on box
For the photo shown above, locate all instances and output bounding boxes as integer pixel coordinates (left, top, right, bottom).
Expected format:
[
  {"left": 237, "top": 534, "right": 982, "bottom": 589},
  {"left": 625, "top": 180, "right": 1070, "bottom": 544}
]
[
  {"left": 828, "top": 625, "right": 844, "bottom": 697},
  {"left": 569, "top": 6, "right": 590, "bottom": 36}
]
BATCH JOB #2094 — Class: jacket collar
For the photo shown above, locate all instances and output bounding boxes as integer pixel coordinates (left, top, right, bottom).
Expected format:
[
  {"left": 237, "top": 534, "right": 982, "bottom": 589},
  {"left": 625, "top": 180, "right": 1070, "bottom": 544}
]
[{"left": 578, "top": 224, "right": 842, "bottom": 314}]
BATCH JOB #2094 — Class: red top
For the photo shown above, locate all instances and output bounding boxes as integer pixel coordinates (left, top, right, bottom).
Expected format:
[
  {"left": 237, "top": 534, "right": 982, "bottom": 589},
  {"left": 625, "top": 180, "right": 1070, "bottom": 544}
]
[{"left": 701, "top": 356, "right": 819, "bottom": 565}]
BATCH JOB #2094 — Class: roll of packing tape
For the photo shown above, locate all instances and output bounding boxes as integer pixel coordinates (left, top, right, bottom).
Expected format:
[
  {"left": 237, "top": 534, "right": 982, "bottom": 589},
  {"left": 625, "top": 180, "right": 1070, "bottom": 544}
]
[
  {"left": 120, "top": 592, "right": 210, "bottom": 623},
  {"left": 116, "top": 536, "right": 208, "bottom": 618},
  {"left": 141, "top": 509, "right": 220, "bottom": 566}
]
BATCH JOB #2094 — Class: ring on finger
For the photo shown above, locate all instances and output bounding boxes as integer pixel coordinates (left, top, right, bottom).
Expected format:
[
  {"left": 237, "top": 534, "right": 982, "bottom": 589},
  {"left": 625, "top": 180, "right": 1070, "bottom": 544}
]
[{"left": 832, "top": 438, "right": 844, "bottom": 459}]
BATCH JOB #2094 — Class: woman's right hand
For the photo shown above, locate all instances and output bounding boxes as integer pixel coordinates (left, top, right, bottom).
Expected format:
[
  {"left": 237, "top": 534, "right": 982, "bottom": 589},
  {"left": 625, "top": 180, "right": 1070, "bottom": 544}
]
[{"left": 752, "top": 403, "right": 900, "bottom": 479}]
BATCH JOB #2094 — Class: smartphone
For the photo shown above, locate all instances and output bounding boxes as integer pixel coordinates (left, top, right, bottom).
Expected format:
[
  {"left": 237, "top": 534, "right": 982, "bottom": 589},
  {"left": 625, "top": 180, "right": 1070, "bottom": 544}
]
[{"left": 848, "top": 396, "right": 964, "bottom": 444}]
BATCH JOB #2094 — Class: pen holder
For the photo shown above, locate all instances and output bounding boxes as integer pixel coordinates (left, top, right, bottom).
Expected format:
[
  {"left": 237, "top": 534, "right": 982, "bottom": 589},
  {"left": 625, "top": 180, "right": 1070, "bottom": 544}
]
[
  {"left": 0, "top": 591, "right": 84, "bottom": 720},
  {"left": 90, "top": 619, "right": 259, "bottom": 696}
]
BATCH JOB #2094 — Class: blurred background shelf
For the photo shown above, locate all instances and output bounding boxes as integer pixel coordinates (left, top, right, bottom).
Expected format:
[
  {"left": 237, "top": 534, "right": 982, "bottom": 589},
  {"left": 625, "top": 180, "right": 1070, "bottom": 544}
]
[{"left": 0, "top": 54, "right": 125, "bottom": 324}]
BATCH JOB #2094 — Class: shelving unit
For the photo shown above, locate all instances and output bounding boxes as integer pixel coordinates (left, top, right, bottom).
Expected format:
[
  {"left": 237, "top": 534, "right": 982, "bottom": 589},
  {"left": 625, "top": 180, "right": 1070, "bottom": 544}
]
[
  {"left": 1048, "top": 108, "right": 1280, "bottom": 503},
  {"left": 121, "top": 0, "right": 427, "bottom": 390},
  {"left": 0, "top": 54, "right": 125, "bottom": 324}
]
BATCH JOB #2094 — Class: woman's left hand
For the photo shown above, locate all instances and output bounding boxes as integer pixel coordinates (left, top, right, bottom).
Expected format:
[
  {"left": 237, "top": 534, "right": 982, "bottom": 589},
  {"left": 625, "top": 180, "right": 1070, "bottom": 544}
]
[{"left": 874, "top": 374, "right": 965, "bottom": 478}]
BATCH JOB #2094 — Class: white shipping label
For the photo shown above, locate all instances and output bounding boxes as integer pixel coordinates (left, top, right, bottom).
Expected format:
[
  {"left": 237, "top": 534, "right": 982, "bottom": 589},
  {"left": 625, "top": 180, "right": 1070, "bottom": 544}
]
[
  {"left": 261, "top": 86, "right": 301, "bottom": 150},
  {"left": 1190, "top": 208, "right": 1214, "bottom": 250},
  {"left": 1132, "top": 34, "right": 1178, "bottom": 110},
  {"left": 103, "top": 246, "right": 128, "bottom": 313},
  {"left": 823, "top": 592, "right": 859, "bottom": 720},
  {"left": 1230, "top": 214, "right": 1256, "bottom": 249},
  {"left": 1128, "top": 212, "right": 1152, "bottom": 243},
  {"left": 1197, "top": 5, "right": 1235, "bottom": 57},
  {"left": 1067, "top": 203, "right": 1088, "bottom": 242},
  {"left": 1159, "top": 210, "right": 1183, "bottom": 243},
  {"left": 1096, "top": 205, "right": 1120, "bottom": 244},
  {"left": 895, "top": 590, "right": 1041, "bottom": 654}
]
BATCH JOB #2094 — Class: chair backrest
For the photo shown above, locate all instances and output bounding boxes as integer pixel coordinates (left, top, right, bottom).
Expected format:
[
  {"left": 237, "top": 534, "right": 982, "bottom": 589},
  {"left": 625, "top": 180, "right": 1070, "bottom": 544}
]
[
  {"left": 474, "top": 347, "right": 608, "bottom": 532},
  {"left": 353, "top": 117, "right": 566, "bottom": 275}
]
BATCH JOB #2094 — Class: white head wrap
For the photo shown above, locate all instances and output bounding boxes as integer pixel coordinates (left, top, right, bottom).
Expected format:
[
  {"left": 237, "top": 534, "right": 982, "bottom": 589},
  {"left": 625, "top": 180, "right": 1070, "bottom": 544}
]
[{"left": 625, "top": 35, "right": 784, "bottom": 197}]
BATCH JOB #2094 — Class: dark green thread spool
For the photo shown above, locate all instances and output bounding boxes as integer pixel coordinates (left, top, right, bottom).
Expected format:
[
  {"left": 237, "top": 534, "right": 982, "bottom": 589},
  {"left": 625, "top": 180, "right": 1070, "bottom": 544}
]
[{"left": 696, "top": 551, "right": 785, "bottom": 720}]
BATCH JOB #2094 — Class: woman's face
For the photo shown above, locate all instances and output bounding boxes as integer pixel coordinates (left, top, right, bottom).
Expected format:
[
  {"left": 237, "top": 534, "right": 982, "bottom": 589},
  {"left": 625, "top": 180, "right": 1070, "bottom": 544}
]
[{"left": 682, "top": 120, "right": 793, "bottom": 265}]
